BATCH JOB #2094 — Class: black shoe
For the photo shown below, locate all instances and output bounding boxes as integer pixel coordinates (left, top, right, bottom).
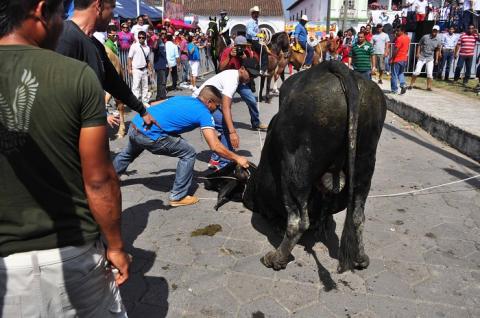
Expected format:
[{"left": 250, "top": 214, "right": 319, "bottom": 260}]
[{"left": 400, "top": 86, "right": 407, "bottom": 95}]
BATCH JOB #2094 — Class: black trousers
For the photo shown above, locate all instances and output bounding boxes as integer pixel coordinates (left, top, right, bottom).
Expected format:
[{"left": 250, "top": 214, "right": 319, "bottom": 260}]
[
  {"left": 166, "top": 65, "right": 178, "bottom": 90},
  {"left": 155, "top": 69, "right": 167, "bottom": 100},
  {"left": 249, "top": 40, "right": 268, "bottom": 72}
]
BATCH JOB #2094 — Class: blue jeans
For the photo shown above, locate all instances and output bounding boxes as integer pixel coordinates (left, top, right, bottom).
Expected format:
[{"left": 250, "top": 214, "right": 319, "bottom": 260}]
[
  {"left": 391, "top": 61, "right": 407, "bottom": 92},
  {"left": 210, "top": 108, "right": 234, "bottom": 168},
  {"left": 384, "top": 56, "right": 391, "bottom": 73},
  {"left": 236, "top": 83, "right": 260, "bottom": 127},
  {"left": 356, "top": 70, "right": 372, "bottom": 80},
  {"left": 299, "top": 41, "right": 314, "bottom": 65},
  {"left": 454, "top": 55, "right": 473, "bottom": 84},
  {"left": 180, "top": 59, "right": 190, "bottom": 83},
  {"left": 113, "top": 126, "right": 196, "bottom": 201},
  {"left": 438, "top": 49, "right": 454, "bottom": 79}
]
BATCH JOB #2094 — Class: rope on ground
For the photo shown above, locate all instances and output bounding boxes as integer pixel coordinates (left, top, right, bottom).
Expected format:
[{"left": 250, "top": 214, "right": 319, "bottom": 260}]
[{"left": 367, "top": 173, "right": 480, "bottom": 198}]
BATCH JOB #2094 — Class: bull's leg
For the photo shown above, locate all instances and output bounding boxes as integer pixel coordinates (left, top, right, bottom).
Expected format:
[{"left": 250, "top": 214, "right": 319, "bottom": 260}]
[
  {"left": 116, "top": 101, "right": 126, "bottom": 138},
  {"left": 261, "top": 178, "right": 311, "bottom": 270}
]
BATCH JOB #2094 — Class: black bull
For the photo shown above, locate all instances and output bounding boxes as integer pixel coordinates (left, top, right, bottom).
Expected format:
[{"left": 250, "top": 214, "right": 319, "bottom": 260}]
[{"left": 204, "top": 61, "right": 387, "bottom": 272}]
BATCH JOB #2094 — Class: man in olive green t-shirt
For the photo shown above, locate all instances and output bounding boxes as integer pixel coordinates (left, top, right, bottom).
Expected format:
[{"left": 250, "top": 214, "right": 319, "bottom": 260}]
[{"left": 0, "top": 1, "right": 129, "bottom": 316}]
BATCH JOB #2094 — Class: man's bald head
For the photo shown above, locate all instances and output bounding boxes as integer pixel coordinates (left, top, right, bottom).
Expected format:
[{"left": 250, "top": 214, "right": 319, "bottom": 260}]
[{"left": 198, "top": 85, "right": 222, "bottom": 104}]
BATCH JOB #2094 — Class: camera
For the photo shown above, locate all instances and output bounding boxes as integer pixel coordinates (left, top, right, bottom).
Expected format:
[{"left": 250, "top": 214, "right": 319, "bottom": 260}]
[{"left": 235, "top": 45, "right": 244, "bottom": 57}]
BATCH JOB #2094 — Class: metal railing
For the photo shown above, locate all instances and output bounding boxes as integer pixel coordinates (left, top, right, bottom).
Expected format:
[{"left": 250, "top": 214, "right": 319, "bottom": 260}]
[
  {"left": 118, "top": 46, "right": 215, "bottom": 101},
  {"left": 386, "top": 42, "right": 480, "bottom": 79}
]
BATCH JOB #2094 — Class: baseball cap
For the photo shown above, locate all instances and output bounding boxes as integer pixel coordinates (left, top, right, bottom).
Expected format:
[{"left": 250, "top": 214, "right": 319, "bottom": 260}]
[
  {"left": 432, "top": 25, "right": 440, "bottom": 31},
  {"left": 242, "top": 58, "right": 260, "bottom": 77},
  {"left": 234, "top": 35, "right": 248, "bottom": 45}
]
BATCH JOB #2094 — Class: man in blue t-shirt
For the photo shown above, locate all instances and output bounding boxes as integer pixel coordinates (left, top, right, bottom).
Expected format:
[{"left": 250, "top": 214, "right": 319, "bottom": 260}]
[
  {"left": 294, "top": 15, "right": 314, "bottom": 67},
  {"left": 188, "top": 35, "right": 201, "bottom": 89},
  {"left": 113, "top": 86, "right": 249, "bottom": 207}
]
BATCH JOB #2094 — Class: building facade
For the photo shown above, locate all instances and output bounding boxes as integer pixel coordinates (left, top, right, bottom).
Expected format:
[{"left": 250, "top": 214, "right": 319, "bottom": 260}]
[{"left": 184, "top": 0, "right": 285, "bottom": 35}]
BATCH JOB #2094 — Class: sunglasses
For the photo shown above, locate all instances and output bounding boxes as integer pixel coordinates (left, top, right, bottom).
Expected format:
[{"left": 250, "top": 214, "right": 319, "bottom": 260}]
[{"left": 138, "top": 36, "right": 146, "bottom": 39}]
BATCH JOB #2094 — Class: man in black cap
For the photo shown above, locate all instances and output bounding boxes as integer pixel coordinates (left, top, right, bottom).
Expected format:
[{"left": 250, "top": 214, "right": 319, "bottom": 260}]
[{"left": 193, "top": 58, "right": 265, "bottom": 170}]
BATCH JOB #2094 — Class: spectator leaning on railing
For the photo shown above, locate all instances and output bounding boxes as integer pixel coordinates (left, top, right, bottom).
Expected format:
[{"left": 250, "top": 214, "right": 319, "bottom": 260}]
[
  {"left": 454, "top": 24, "right": 479, "bottom": 85},
  {"left": 409, "top": 25, "right": 442, "bottom": 91}
]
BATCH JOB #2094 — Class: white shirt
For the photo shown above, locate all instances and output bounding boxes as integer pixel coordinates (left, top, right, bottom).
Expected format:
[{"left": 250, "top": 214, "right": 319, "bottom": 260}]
[
  {"left": 473, "top": 0, "right": 480, "bottom": 10},
  {"left": 165, "top": 41, "right": 180, "bottom": 67},
  {"left": 193, "top": 70, "right": 240, "bottom": 99},
  {"left": 131, "top": 24, "right": 149, "bottom": 41},
  {"left": 407, "top": 0, "right": 416, "bottom": 12},
  {"left": 93, "top": 32, "right": 106, "bottom": 44},
  {"left": 463, "top": 0, "right": 471, "bottom": 10},
  {"left": 415, "top": 0, "right": 428, "bottom": 14},
  {"left": 128, "top": 42, "right": 150, "bottom": 69}
]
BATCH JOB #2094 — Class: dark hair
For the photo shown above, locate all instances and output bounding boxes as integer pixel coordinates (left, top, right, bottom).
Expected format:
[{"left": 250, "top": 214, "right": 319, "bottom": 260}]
[
  {"left": 357, "top": 31, "right": 365, "bottom": 36},
  {"left": 138, "top": 30, "right": 146, "bottom": 38},
  {"left": 200, "top": 85, "right": 222, "bottom": 101},
  {"left": 137, "top": 15, "right": 144, "bottom": 20},
  {"left": 396, "top": 25, "right": 406, "bottom": 32},
  {"left": 107, "top": 24, "right": 117, "bottom": 33},
  {"left": 187, "top": 35, "right": 193, "bottom": 42},
  {"left": 0, "top": 0, "right": 63, "bottom": 37},
  {"left": 166, "top": 34, "right": 173, "bottom": 41},
  {"left": 74, "top": 0, "right": 115, "bottom": 10}
]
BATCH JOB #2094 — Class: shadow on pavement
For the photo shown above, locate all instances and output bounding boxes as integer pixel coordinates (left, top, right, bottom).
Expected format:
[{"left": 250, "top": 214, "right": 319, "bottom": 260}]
[
  {"left": 121, "top": 174, "right": 199, "bottom": 196},
  {"left": 120, "top": 199, "right": 170, "bottom": 317},
  {"left": 384, "top": 123, "right": 480, "bottom": 173},
  {"left": 250, "top": 212, "right": 339, "bottom": 291}
]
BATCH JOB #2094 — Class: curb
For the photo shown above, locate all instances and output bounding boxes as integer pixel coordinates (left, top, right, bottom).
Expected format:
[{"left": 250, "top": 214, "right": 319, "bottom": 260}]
[{"left": 385, "top": 96, "right": 480, "bottom": 162}]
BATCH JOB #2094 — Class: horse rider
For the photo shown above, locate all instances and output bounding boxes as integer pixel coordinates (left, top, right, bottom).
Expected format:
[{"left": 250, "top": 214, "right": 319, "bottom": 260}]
[
  {"left": 294, "top": 14, "right": 314, "bottom": 68},
  {"left": 246, "top": 5, "right": 269, "bottom": 75},
  {"left": 218, "top": 9, "right": 232, "bottom": 46}
]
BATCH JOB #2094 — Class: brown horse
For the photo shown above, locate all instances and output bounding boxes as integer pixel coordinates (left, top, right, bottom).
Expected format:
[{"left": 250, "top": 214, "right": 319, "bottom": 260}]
[
  {"left": 258, "top": 32, "right": 290, "bottom": 103},
  {"left": 288, "top": 40, "right": 328, "bottom": 71}
]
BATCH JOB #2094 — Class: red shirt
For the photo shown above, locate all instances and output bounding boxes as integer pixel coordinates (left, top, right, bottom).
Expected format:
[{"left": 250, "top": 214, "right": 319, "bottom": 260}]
[
  {"left": 393, "top": 34, "right": 410, "bottom": 63},
  {"left": 365, "top": 32, "right": 373, "bottom": 43},
  {"left": 458, "top": 33, "right": 479, "bottom": 56},
  {"left": 339, "top": 45, "right": 351, "bottom": 63},
  {"left": 220, "top": 47, "right": 255, "bottom": 70}
]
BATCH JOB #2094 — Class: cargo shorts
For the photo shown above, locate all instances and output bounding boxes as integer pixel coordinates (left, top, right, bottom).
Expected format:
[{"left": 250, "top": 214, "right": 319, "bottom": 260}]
[{"left": 374, "top": 54, "right": 385, "bottom": 71}]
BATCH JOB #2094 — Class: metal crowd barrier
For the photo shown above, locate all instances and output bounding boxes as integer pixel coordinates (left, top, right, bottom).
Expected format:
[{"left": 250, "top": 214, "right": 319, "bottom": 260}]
[
  {"left": 118, "top": 46, "right": 215, "bottom": 101},
  {"left": 386, "top": 42, "right": 479, "bottom": 79}
]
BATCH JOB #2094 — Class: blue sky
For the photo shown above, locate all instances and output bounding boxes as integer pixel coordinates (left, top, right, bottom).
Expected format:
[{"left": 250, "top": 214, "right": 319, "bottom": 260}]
[{"left": 282, "top": 0, "right": 295, "bottom": 17}]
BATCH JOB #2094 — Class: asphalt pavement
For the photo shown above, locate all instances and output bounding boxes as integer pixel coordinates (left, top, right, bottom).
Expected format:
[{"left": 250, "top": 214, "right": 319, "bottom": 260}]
[{"left": 109, "top": 76, "right": 480, "bottom": 318}]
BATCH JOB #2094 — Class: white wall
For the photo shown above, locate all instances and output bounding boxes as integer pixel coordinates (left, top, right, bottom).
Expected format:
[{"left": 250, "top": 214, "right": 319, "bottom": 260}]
[
  {"left": 197, "top": 16, "right": 285, "bottom": 36},
  {"left": 287, "top": 0, "right": 326, "bottom": 22}
]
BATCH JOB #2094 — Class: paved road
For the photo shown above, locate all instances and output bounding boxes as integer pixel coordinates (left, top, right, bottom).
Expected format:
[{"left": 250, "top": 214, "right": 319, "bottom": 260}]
[{"left": 109, "top": 80, "right": 480, "bottom": 318}]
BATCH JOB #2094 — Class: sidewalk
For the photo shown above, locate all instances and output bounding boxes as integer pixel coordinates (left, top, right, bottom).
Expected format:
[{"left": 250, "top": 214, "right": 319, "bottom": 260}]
[{"left": 378, "top": 81, "right": 480, "bottom": 162}]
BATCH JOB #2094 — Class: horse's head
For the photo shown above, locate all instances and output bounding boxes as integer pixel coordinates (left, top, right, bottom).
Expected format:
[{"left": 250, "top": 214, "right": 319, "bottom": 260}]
[
  {"left": 270, "top": 31, "right": 290, "bottom": 55},
  {"left": 207, "top": 17, "right": 218, "bottom": 37}
]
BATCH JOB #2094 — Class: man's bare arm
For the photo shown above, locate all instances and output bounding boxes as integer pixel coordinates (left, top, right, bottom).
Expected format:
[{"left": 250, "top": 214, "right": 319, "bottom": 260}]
[
  {"left": 202, "top": 128, "right": 248, "bottom": 168},
  {"left": 79, "top": 126, "right": 130, "bottom": 285}
]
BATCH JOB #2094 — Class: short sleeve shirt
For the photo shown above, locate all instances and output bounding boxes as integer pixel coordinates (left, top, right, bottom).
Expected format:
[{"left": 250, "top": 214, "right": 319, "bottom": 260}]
[
  {"left": 349, "top": 41, "right": 374, "bottom": 71},
  {"left": 193, "top": 69, "right": 240, "bottom": 98},
  {"left": 393, "top": 34, "right": 411, "bottom": 62},
  {"left": 131, "top": 96, "right": 214, "bottom": 141},
  {"left": 418, "top": 34, "right": 441, "bottom": 60},
  {"left": 372, "top": 32, "right": 390, "bottom": 54},
  {"left": 0, "top": 46, "right": 106, "bottom": 256}
]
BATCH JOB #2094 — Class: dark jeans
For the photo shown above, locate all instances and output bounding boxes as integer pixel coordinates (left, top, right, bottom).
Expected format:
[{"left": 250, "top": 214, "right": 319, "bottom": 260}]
[
  {"left": 155, "top": 69, "right": 167, "bottom": 100},
  {"left": 391, "top": 61, "right": 407, "bottom": 92},
  {"left": 180, "top": 59, "right": 189, "bottom": 83},
  {"left": 250, "top": 40, "right": 268, "bottom": 72},
  {"left": 299, "top": 41, "right": 314, "bottom": 65},
  {"left": 113, "top": 126, "right": 196, "bottom": 201},
  {"left": 210, "top": 83, "right": 261, "bottom": 168},
  {"left": 454, "top": 55, "right": 473, "bottom": 83},
  {"left": 166, "top": 65, "right": 178, "bottom": 89},
  {"left": 438, "top": 49, "right": 454, "bottom": 79},
  {"left": 356, "top": 70, "right": 372, "bottom": 80}
]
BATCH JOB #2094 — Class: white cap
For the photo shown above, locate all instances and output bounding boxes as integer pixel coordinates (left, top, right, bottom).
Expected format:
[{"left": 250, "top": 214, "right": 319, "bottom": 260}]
[
  {"left": 301, "top": 15, "right": 308, "bottom": 21},
  {"left": 432, "top": 25, "right": 440, "bottom": 31},
  {"left": 250, "top": 6, "right": 260, "bottom": 13}
]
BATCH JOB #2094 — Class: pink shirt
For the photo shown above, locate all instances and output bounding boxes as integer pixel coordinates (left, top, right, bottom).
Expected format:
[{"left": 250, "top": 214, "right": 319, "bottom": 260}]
[
  {"left": 179, "top": 39, "right": 189, "bottom": 61},
  {"left": 118, "top": 31, "right": 134, "bottom": 50}
]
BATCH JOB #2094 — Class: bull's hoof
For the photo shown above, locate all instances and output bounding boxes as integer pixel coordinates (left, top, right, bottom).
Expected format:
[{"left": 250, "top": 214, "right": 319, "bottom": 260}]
[
  {"left": 354, "top": 254, "right": 370, "bottom": 270},
  {"left": 260, "top": 250, "right": 289, "bottom": 271}
]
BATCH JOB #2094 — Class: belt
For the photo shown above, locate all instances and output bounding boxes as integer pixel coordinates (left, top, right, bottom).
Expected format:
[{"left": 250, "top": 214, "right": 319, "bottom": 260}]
[{"left": 0, "top": 241, "right": 96, "bottom": 268}]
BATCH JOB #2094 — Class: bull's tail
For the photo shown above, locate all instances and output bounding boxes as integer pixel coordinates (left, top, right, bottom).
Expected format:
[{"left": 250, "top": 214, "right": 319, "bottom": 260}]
[{"left": 327, "top": 62, "right": 360, "bottom": 273}]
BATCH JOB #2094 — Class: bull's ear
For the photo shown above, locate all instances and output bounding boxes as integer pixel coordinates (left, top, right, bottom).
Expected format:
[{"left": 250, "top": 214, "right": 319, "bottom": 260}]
[{"left": 214, "top": 180, "right": 239, "bottom": 210}]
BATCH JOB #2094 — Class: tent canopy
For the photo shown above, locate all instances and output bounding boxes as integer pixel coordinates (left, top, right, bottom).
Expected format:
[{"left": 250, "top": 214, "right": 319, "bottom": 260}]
[{"left": 115, "top": 0, "right": 163, "bottom": 19}]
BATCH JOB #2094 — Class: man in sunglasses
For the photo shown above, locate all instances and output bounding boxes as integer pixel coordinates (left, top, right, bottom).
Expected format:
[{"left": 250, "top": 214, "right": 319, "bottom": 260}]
[
  {"left": 56, "top": 0, "right": 158, "bottom": 129},
  {"left": 193, "top": 58, "right": 262, "bottom": 170},
  {"left": 113, "top": 86, "right": 249, "bottom": 207}
]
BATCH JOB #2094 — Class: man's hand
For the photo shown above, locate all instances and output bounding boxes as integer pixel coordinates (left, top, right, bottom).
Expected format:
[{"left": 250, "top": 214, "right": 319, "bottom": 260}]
[
  {"left": 236, "top": 156, "right": 249, "bottom": 169},
  {"left": 107, "top": 248, "right": 131, "bottom": 286},
  {"left": 230, "top": 131, "right": 240, "bottom": 149},
  {"left": 230, "top": 47, "right": 237, "bottom": 57},
  {"left": 434, "top": 59, "right": 438, "bottom": 65},
  {"left": 107, "top": 115, "right": 120, "bottom": 127},
  {"left": 141, "top": 112, "right": 160, "bottom": 130}
]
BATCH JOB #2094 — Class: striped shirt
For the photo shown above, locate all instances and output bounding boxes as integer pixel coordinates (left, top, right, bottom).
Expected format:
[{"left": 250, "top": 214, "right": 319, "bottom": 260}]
[
  {"left": 457, "top": 33, "right": 479, "bottom": 56},
  {"left": 349, "top": 41, "right": 374, "bottom": 71}
]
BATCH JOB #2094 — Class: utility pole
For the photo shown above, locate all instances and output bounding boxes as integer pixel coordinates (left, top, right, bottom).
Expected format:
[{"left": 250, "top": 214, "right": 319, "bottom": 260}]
[
  {"left": 342, "top": 0, "right": 348, "bottom": 32},
  {"left": 136, "top": 0, "right": 140, "bottom": 17},
  {"left": 326, "top": 0, "right": 332, "bottom": 35}
]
